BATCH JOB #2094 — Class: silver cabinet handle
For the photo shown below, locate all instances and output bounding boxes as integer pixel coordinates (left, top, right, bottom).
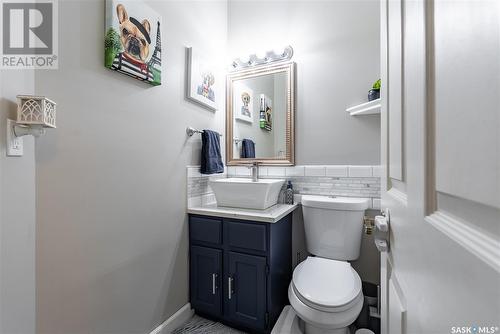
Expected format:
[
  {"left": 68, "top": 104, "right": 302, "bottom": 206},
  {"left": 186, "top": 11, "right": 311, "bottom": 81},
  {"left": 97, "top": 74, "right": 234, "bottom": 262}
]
[
  {"left": 212, "top": 273, "right": 217, "bottom": 295},
  {"left": 228, "top": 276, "right": 233, "bottom": 300}
]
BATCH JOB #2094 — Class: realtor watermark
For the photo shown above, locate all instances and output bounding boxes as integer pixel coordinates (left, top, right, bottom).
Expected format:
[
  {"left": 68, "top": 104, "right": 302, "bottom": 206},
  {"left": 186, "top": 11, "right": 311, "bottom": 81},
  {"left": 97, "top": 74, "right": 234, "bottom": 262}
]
[
  {"left": 1, "top": 0, "right": 58, "bottom": 69},
  {"left": 451, "top": 326, "right": 500, "bottom": 334}
]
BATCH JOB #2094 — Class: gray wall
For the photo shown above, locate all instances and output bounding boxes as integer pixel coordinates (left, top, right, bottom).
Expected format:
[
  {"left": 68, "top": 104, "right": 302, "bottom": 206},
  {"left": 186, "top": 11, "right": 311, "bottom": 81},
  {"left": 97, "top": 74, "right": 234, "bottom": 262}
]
[
  {"left": 35, "top": 1, "right": 227, "bottom": 333},
  {"left": 0, "top": 71, "right": 36, "bottom": 334},
  {"left": 228, "top": 0, "right": 380, "bottom": 165}
]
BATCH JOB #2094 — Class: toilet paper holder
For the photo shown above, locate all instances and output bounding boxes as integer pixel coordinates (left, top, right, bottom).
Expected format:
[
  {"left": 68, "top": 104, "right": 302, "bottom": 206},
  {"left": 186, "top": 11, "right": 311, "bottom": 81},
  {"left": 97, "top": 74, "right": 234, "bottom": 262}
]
[{"left": 363, "top": 216, "right": 375, "bottom": 235}]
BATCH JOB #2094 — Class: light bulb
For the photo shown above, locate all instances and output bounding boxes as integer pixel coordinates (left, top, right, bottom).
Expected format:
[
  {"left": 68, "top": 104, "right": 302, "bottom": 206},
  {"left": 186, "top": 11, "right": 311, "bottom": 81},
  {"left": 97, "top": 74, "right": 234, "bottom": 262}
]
[
  {"left": 273, "top": 47, "right": 285, "bottom": 57},
  {"left": 239, "top": 54, "right": 250, "bottom": 64},
  {"left": 266, "top": 50, "right": 277, "bottom": 60},
  {"left": 256, "top": 50, "right": 267, "bottom": 61},
  {"left": 249, "top": 54, "right": 259, "bottom": 64}
]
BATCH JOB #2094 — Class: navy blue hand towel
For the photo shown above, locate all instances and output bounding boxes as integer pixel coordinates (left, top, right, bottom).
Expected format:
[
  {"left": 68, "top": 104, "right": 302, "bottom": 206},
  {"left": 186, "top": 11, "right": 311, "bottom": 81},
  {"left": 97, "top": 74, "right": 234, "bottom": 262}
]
[
  {"left": 200, "top": 130, "right": 224, "bottom": 174},
  {"left": 241, "top": 139, "right": 255, "bottom": 158}
]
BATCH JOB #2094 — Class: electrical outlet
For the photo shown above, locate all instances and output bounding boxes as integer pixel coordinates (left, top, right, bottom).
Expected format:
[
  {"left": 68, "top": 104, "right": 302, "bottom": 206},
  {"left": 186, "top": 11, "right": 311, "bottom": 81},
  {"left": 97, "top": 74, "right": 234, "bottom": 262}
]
[{"left": 6, "top": 119, "right": 23, "bottom": 156}]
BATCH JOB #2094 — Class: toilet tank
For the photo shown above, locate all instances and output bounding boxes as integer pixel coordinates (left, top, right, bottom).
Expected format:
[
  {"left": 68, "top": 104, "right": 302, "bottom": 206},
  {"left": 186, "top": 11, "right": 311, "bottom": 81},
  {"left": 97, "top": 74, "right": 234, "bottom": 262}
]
[{"left": 301, "top": 195, "right": 370, "bottom": 261}]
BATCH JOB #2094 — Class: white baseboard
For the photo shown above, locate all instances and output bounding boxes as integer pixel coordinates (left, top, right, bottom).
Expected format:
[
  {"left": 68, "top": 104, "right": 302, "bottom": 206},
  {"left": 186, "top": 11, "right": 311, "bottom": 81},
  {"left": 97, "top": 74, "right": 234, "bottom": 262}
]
[{"left": 149, "top": 303, "right": 194, "bottom": 334}]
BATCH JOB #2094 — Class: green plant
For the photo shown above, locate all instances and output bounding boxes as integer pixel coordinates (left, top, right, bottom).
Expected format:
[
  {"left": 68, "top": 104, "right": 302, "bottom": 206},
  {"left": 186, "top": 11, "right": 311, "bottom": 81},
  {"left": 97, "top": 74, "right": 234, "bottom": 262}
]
[
  {"left": 372, "top": 79, "right": 381, "bottom": 90},
  {"left": 104, "top": 28, "right": 122, "bottom": 68}
]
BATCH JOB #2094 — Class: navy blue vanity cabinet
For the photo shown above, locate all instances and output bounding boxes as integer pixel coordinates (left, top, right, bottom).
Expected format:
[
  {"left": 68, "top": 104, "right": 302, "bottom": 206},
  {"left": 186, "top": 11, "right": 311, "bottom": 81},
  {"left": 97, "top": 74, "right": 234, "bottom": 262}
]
[{"left": 189, "top": 213, "right": 292, "bottom": 333}]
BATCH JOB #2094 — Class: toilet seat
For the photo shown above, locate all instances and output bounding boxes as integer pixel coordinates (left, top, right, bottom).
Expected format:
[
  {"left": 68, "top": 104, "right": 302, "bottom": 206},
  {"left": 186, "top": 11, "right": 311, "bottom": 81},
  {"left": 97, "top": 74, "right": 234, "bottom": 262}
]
[{"left": 292, "top": 257, "right": 362, "bottom": 312}]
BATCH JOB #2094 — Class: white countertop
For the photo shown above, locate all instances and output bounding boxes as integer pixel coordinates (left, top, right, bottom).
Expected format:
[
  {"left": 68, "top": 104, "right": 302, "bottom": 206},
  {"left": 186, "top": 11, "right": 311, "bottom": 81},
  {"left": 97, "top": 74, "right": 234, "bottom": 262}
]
[{"left": 187, "top": 203, "right": 298, "bottom": 223}]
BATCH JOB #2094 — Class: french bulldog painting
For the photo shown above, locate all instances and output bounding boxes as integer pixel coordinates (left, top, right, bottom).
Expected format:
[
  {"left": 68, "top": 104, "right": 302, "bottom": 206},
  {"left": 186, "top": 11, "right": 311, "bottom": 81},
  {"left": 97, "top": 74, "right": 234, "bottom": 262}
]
[
  {"left": 116, "top": 4, "right": 151, "bottom": 63},
  {"left": 105, "top": 1, "right": 162, "bottom": 86}
]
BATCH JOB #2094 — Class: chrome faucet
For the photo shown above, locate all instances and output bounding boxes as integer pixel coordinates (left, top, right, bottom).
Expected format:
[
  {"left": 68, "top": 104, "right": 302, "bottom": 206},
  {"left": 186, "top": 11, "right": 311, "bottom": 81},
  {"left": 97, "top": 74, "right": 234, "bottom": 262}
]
[{"left": 247, "top": 161, "right": 259, "bottom": 182}]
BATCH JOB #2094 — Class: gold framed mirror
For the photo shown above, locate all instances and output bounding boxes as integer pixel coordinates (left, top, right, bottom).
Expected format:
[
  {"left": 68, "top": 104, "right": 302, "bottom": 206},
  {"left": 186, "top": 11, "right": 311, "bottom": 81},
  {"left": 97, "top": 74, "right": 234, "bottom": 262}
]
[{"left": 226, "top": 62, "right": 296, "bottom": 166}]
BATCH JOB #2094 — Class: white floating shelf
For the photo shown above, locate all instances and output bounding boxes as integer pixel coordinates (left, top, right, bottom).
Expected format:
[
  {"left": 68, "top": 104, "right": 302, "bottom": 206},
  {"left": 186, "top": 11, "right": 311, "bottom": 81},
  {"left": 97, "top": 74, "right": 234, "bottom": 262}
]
[{"left": 346, "top": 98, "right": 381, "bottom": 116}]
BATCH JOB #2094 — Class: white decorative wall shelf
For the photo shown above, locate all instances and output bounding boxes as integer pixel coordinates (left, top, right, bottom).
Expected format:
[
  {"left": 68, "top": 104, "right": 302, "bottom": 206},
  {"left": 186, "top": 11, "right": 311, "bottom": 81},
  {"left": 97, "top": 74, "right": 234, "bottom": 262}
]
[{"left": 346, "top": 98, "right": 381, "bottom": 116}]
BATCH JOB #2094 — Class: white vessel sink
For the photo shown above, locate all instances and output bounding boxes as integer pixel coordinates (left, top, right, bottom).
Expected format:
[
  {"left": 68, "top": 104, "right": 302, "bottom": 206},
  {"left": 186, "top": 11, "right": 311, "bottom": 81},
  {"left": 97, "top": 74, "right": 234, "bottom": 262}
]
[{"left": 209, "top": 178, "right": 285, "bottom": 210}]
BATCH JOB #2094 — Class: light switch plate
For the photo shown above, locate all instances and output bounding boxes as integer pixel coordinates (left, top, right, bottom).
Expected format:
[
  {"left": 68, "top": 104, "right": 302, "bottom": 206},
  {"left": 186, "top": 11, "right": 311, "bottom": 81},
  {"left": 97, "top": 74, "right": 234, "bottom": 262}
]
[{"left": 6, "top": 119, "right": 23, "bottom": 156}]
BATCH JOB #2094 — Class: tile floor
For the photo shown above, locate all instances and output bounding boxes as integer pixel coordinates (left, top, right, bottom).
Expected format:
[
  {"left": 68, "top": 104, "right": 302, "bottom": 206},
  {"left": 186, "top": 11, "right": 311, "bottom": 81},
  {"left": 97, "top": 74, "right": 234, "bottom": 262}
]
[{"left": 173, "top": 315, "right": 247, "bottom": 334}]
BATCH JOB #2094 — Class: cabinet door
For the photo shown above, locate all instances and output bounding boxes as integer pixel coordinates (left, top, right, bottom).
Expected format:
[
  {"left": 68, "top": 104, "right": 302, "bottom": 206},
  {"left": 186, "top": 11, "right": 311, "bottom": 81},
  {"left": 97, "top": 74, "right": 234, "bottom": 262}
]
[
  {"left": 190, "top": 246, "right": 222, "bottom": 318},
  {"left": 225, "top": 252, "right": 267, "bottom": 331}
]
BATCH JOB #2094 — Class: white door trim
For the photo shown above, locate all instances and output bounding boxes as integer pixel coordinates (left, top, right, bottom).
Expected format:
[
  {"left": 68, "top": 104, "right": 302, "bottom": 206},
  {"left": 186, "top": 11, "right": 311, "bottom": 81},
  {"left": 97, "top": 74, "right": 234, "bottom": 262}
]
[{"left": 426, "top": 212, "right": 500, "bottom": 273}]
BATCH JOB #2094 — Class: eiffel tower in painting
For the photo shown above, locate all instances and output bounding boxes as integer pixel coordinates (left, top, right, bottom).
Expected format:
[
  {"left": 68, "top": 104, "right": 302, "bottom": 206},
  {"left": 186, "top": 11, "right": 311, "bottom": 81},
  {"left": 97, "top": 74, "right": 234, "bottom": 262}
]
[{"left": 148, "top": 21, "right": 161, "bottom": 69}]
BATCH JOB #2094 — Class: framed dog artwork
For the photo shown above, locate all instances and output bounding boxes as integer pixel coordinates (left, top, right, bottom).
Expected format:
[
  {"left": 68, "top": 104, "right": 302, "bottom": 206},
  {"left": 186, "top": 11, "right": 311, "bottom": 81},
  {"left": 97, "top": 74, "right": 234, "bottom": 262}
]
[
  {"left": 105, "top": 1, "right": 162, "bottom": 86},
  {"left": 186, "top": 47, "right": 218, "bottom": 111},
  {"left": 233, "top": 82, "right": 254, "bottom": 124}
]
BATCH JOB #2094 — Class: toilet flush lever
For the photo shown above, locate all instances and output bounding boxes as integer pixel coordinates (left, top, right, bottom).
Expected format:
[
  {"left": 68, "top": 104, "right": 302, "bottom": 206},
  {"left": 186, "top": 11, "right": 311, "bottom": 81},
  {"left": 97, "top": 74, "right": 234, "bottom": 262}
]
[{"left": 374, "top": 208, "right": 390, "bottom": 252}]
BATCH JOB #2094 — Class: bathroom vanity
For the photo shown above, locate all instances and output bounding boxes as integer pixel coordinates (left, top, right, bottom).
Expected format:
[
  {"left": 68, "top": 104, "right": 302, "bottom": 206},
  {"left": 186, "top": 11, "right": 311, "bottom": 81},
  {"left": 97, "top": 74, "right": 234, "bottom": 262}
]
[{"left": 188, "top": 204, "right": 296, "bottom": 333}]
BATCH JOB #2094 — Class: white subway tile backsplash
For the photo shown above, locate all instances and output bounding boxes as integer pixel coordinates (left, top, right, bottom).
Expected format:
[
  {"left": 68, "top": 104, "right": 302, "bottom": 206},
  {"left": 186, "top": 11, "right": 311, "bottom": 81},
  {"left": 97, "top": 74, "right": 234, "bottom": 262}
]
[
  {"left": 268, "top": 167, "right": 286, "bottom": 177},
  {"left": 348, "top": 166, "right": 373, "bottom": 177},
  {"left": 187, "top": 164, "right": 381, "bottom": 210},
  {"left": 227, "top": 166, "right": 236, "bottom": 176},
  {"left": 305, "top": 166, "right": 326, "bottom": 177},
  {"left": 235, "top": 166, "right": 251, "bottom": 176},
  {"left": 208, "top": 174, "right": 226, "bottom": 181},
  {"left": 326, "top": 165, "right": 349, "bottom": 177},
  {"left": 187, "top": 166, "right": 201, "bottom": 178},
  {"left": 286, "top": 166, "right": 305, "bottom": 177},
  {"left": 372, "top": 166, "right": 382, "bottom": 177}
]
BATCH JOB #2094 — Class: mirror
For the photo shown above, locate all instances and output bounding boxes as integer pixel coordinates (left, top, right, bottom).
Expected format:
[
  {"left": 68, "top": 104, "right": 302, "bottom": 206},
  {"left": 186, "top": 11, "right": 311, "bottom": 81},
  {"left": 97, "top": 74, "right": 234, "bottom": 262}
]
[{"left": 226, "top": 62, "right": 295, "bottom": 165}]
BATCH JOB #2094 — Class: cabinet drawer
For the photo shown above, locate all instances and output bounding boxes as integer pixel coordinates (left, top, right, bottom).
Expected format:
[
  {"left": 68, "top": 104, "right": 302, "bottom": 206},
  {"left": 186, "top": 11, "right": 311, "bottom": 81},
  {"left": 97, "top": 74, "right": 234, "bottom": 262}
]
[
  {"left": 190, "top": 216, "right": 222, "bottom": 245},
  {"left": 224, "top": 220, "right": 267, "bottom": 252}
]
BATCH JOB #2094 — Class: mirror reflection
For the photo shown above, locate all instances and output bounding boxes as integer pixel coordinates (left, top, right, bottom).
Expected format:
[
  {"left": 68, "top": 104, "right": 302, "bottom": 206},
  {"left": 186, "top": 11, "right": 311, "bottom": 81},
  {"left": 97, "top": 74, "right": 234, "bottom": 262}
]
[{"left": 232, "top": 72, "right": 288, "bottom": 160}]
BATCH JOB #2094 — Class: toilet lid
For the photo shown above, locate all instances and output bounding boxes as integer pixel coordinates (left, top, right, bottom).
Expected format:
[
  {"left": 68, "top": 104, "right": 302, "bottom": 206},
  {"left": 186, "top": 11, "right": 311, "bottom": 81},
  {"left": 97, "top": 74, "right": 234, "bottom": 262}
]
[{"left": 292, "top": 257, "right": 362, "bottom": 309}]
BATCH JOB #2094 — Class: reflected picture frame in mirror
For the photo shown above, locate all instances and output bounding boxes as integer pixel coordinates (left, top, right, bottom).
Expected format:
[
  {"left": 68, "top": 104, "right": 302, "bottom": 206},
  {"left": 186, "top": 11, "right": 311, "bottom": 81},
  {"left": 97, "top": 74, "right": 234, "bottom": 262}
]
[{"left": 226, "top": 62, "right": 296, "bottom": 166}]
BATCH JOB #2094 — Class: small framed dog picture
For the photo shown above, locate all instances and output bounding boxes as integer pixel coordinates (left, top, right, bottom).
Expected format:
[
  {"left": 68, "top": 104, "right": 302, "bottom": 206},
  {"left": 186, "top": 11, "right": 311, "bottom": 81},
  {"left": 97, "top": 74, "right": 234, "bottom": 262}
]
[
  {"left": 233, "top": 81, "right": 254, "bottom": 124},
  {"left": 186, "top": 47, "right": 218, "bottom": 111},
  {"left": 105, "top": 1, "right": 162, "bottom": 86}
]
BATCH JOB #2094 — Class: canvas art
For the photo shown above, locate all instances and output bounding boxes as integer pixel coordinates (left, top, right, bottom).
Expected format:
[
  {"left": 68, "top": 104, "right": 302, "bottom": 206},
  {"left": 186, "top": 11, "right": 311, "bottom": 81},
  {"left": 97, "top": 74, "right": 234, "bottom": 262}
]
[
  {"left": 105, "top": 1, "right": 162, "bottom": 86},
  {"left": 260, "top": 94, "right": 272, "bottom": 131},
  {"left": 186, "top": 47, "right": 218, "bottom": 110},
  {"left": 233, "top": 82, "right": 254, "bottom": 123}
]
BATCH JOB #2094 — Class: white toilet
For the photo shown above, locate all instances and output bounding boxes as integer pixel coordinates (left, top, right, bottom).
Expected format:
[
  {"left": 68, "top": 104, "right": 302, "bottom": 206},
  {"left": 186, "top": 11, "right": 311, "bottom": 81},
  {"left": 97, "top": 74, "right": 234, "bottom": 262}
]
[{"left": 288, "top": 195, "right": 370, "bottom": 334}]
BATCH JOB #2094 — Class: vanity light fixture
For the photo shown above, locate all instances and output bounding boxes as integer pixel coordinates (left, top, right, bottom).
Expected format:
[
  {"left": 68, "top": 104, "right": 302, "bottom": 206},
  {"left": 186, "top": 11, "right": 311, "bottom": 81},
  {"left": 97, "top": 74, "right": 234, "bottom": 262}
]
[
  {"left": 231, "top": 45, "right": 294, "bottom": 70},
  {"left": 6, "top": 95, "right": 57, "bottom": 156}
]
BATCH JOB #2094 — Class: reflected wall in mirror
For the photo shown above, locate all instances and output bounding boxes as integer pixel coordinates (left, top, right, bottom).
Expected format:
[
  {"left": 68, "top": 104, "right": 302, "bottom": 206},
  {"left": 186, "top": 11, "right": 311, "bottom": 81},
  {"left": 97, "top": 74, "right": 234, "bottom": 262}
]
[{"left": 226, "top": 62, "right": 295, "bottom": 165}]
